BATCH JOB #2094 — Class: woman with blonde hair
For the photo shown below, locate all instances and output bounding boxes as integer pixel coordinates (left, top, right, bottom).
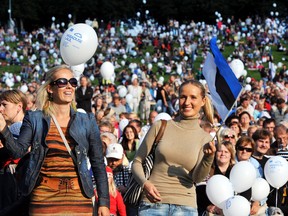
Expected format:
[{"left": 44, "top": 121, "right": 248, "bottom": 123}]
[
  {"left": 0, "top": 65, "right": 109, "bottom": 216},
  {"left": 132, "top": 79, "right": 216, "bottom": 216},
  {"left": 202, "top": 141, "right": 236, "bottom": 215}
]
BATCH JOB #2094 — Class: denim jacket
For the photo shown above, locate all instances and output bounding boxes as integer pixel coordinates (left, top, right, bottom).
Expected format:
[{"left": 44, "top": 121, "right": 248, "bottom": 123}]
[{"left": 0, "top": 109, "right": 109, "bottom": 208}]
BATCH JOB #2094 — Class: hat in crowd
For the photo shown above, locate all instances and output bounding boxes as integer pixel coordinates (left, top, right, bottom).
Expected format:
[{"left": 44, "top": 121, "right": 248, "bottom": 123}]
[
  {"left": 157, "top": 80, "right": 163, "bottom": 85},
  {"left": 106, "top": 143, "right": 124, "bottom": 159},
  {"left": 131, "top": 74, "right": 138, "bottom": 82},
  {"left": 106, "top": 166, "right": 113, "bottom": 178}
]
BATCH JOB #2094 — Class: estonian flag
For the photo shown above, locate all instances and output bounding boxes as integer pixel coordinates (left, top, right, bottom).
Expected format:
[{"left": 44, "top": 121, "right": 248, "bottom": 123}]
[{"left": 203, "top": 37, "right": 243, "bottom": 121}]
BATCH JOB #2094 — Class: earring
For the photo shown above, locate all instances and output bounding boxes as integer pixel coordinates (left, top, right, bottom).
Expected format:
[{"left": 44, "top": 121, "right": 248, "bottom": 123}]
[{"left": 48, "top": 92, "right": 53, "bottom": 101}]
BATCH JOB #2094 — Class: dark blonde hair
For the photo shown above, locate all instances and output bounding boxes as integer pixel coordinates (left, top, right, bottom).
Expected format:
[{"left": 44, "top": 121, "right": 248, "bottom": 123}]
[
  {"left": 0, "top": 89, "right": 27, "bottom": 113},
  {"left": 35, "top": 65, "right": 76, "bottom": 116},
  {"left": 179, "top": 79, "right": 214, "bottom": 124}
]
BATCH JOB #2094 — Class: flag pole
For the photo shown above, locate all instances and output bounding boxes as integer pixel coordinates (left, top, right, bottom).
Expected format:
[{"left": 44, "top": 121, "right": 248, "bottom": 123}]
[{"left": 212, "top": 86, "right": 244, "bottom": 145}]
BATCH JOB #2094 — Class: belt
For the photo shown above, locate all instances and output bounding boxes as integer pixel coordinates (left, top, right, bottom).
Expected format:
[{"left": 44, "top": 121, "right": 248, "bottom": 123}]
[{"left": 40, "top": 176, "right": 80, "bottom": 190}]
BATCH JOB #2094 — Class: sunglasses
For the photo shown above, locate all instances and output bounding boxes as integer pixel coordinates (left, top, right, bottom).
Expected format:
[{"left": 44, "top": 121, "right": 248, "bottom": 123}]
[
  {"left": 237, "top": 146, "right": 253, "bottom": 152},
  {"left": 224, "top": 135, "right": 235, "bottom": 139},
  {"left": 50, "top": 78, "right": 78, "bottom": 88}
]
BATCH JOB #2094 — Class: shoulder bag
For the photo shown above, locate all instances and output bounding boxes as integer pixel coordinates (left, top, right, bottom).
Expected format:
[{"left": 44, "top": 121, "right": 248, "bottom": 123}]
[{"left": 123, "top": 119, "right": 167, "bottom": 207}]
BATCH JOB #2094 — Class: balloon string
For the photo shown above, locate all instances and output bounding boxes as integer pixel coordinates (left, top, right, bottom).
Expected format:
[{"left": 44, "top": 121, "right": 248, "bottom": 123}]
[{"left": 276, "top": 188, "right": 278, "bottom": 207}]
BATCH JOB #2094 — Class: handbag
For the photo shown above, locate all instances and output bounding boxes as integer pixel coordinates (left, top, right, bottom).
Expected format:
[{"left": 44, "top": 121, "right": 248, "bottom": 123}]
[{"left": 123, "top": 119, "right": 167, "bottom": 207}]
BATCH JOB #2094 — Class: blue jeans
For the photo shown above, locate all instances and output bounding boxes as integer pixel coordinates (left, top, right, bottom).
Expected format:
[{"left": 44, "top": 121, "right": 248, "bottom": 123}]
[{"left": 138, "top": 202, "right": 198, "bottom": 216}]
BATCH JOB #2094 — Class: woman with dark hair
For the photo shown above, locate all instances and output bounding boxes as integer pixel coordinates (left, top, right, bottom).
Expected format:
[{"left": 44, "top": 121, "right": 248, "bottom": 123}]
[
  {"left": 120, "top": 125, "right": 139, "bottom": 162},
  {"left": 0, "top": 65, "right": 110, "bottom": 216},
  {"left": 132, "top": 79, "right": 216, "bottom": 216},
  {"left": 229, "top": 121, "right": 243, "bottom": 138},
  {"left": 239, "top": 111, "right": 252, "bottom": 136}
]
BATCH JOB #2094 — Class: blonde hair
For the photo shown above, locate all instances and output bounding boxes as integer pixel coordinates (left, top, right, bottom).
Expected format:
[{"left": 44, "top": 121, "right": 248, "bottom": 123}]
[
  {"left": 179, "top": 79, "right": 214, "bottom": 124},
  {"left": 35, "top": 65, "right": 77, "bottom": 116},
  {"left": 108, "top": 176, "right": 117, "bottom": 198}
]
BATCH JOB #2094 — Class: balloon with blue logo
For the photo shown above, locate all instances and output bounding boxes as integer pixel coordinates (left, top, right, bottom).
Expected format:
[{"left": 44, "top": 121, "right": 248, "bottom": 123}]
[
  {"left": 264, "top": 156, "right": 288, "bottom": 188},
  {"left": 60, "top": 23, "right": 98, "bottom": 66},
  {"left": 223, "top": 195, "right": 250, "bottom": 216}
]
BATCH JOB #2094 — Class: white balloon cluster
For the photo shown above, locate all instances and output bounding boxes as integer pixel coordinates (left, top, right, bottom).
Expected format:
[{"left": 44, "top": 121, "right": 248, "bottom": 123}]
[{"left": 206, "top": 157, "right": 288, "bottom": 216}]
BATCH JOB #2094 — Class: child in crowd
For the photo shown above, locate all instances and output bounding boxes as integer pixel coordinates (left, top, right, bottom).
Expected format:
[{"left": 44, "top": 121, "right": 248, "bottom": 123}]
[{"left": 106, "top": 166, "right": 126, "bottom": 216}]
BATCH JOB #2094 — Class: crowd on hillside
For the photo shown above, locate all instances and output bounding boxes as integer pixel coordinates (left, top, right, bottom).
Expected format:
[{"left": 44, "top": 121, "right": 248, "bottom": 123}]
[{"left": 0, "top": 13, "right": 288, "bottom": 216}]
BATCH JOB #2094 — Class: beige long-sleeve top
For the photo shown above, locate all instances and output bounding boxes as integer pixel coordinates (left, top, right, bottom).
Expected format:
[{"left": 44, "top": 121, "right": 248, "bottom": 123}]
[{"left": 132, "top": 115, "right": 214, "bottom": 207}]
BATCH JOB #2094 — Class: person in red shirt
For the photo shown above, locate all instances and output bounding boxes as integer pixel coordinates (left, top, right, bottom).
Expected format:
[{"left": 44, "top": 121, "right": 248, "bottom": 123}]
[{"left": 106, "top": 166, "right": 126, "bottom": 216}]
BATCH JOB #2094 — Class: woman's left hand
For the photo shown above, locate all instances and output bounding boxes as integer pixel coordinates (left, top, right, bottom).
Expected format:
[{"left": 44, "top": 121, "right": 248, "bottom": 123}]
[
  {"left": 203, "top": 141, "right": 216, "bottom": 156},
  {"left": 98, "top": 206, "right": 110, "bottom": 216}
]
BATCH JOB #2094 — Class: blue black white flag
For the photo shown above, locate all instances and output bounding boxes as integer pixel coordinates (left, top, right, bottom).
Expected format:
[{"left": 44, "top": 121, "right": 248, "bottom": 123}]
[{"left": 203, "top": 37, "right": 243, "bottom": 121}]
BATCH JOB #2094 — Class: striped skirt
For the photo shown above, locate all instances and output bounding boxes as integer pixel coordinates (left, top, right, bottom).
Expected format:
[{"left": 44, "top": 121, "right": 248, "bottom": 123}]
[{"left": 29, "top": 179, "right": 93, "bottom": 216}]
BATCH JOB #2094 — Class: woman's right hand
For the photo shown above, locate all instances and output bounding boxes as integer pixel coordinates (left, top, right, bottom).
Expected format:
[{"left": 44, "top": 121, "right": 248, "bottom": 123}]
[{"left": 143, "top": 181, "right": 162, "bottom": 203}]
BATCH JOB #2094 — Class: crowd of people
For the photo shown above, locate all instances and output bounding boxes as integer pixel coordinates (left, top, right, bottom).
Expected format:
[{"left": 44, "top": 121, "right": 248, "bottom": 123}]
[{"left": 0, "top": 12, "right": 288, "bottom": 216}]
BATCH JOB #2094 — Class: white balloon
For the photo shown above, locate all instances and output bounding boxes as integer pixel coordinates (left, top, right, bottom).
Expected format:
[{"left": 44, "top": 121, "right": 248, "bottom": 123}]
[
  {"left": 230, "top": 59, "right": 244, "bottom": 78},
  {"left": 251, "top": 178, "right": 270, "bottom": 201},
  {"left": 60, "top": 23, "right": 98, "bottom": 66},
  {"left": 223, "top": 196, "right": 250, "bottom": 216},
  {"left": 148, "top": 63, "right": 152, "bottom": 70},
  {"left": 16, "top": 75, "right": 21, "bottom": 82},
  {"left": 35, "top": 65, "right": 41, "bottom": 71},
  {"left": 119, "top": 118, "right": 129, "bottom": 132},
  {"left": 264, "top": 156, "right": 288, "bottom": 188},
  {"left": 245, "top": 84, "right": 252, "bottom": 91},
  {"left": 68, "top": 14, "right": 72, "bottom": 19},
  {"left": 118, "top": 86, "right": 128, "bottom": 98},
  {"left": 71, "top": 63, "right": 85, "bottom": 78},
  {"left": 100, "top": 62, "right": 114, "bottom": 80},
  {"left": 277, "top": 62, "right": 283, "bottom": 68},
  {"left": 246, "top": 77, "right": 251, "bottom": 83},
  {"left": 154, "top": 113, "right": 171, "bottom": 122},
  {"left": 229, "top": 161, "right": 257, "bottom": 193},
  {"left": 141, "top": 59, "right": 145, "bottom": 64},
  {"left": 125, "top": 94, "right": 133, "bottom": 103},
  {"left": 123, "top": 54, "right": 127, "bottom": 59},
  {"left": 89, "top": 74, "right": 95, "bottom": 81},
  {"left": 206, "top": 175, "right": 234, "bottom": 208},
  {"left": 242, "top": 69, "right": 247, "bottom": 77},
  {"left": 52, "top": 16, "right": 55, "bottom": 21},
  {"left": 53, "top": 53, "right": 58, "bottom": 59},
  {"left": 20, "top": 84, "right": 28, "bottom": 93},
  {"left": 5, "top": 79, "right": 14, "bottom": 87}
]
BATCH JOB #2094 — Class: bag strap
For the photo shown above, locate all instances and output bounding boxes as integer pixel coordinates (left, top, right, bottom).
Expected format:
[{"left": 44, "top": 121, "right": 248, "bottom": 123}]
[
  {"left": 154, "top": 120, "right": 167, "bottom": 145},
  {"left": 51, "top": 114, "right": 77, "bottom": 163}
]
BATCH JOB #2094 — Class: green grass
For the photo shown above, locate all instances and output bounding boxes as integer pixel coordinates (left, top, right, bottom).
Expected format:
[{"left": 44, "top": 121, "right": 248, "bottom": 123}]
[{"left": 1, "top": 38, "right": 287, "bottom": 86}]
